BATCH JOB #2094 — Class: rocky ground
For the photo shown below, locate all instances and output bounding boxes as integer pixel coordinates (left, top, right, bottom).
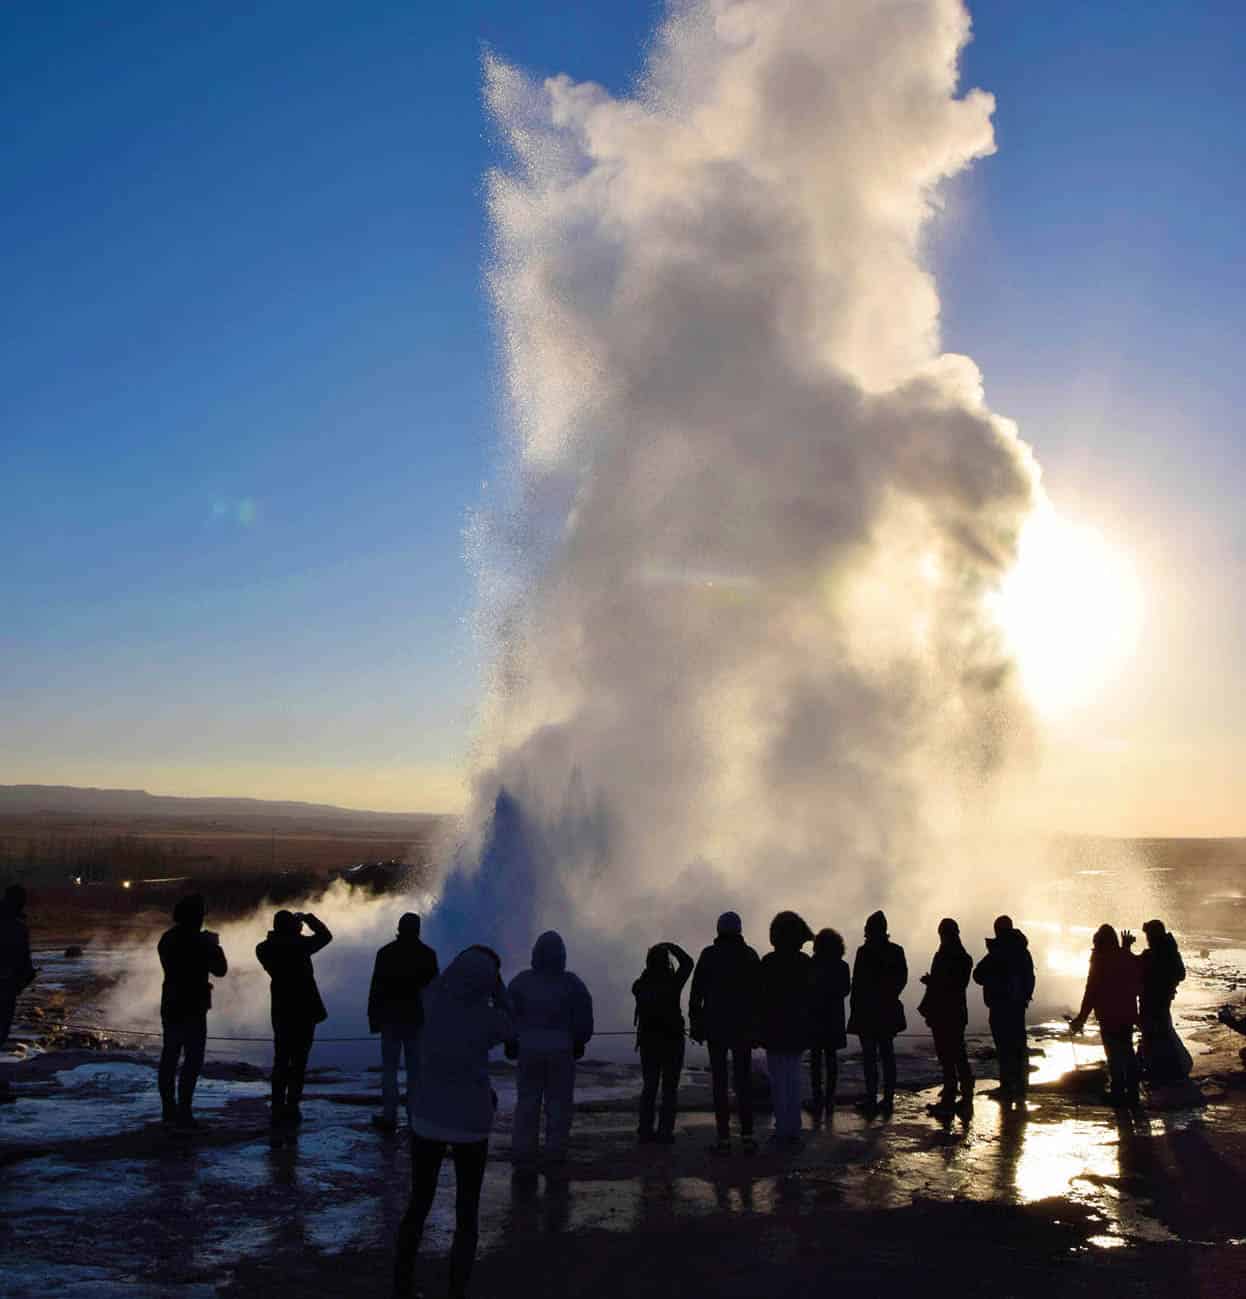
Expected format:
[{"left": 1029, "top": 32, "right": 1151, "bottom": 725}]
[{"left": 2, "top": 938, "right": 1246, "bottom": 1297}]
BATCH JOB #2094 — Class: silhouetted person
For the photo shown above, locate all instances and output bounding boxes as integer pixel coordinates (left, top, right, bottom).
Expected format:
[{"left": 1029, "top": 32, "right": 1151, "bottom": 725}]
[
  {"left": 973, "top": 915, "right": 1034, "bottom": 1104},
  {"left": 690, "top": 911, "right": 761, "bottom": 1153},
  {"left": 394, "top": 946, "right": 514, "bottom": 1299},
  {"left": 807, "top": 927, "right": 850, "bottom": 1121},
  {"left": 506, "top": 930, "right": 594, "bottom": 1176},
  {"left": 848, "top": 910, "right": 907, "bottom": 1117},
  {"left": 368, "top": 912, "right": 439, "bottom": 1133},
  {"left": 1138, "top": 918, "right": 1191, "bottom": 1085},
  {"left": 633, "top": 941, "right": 694, "bottom": 1144},
  {"left": 759, "top": 910, "right": 815, "bottom": 1144},
  {"left": 0, "top": 885, "right": 36, "bottom": 1105},
  {"left": 1070, "top": 924, "right": 1143, "bottom": 1107},
  {"left": 256, "top": 909, "right": 332, "bottom": 1127},
  {"left": 156, "top": 893, "right": 227, "bottom": 1130},
  {"left": 918, "top": 918, "right": 973, "bottom": 1115}
]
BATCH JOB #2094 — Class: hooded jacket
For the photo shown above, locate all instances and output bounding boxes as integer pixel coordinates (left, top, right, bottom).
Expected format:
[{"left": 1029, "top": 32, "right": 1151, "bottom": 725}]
[
  {"left": 689, "top": 933, "right": 761, "bottom": 1044},
  {"left": 158, "top": 924, "right": 227, "bottom": 1018},
  {"left": 507, "top": 931, "right": 594, "bottom": 1054},
  {"left": 758, "top": 948, "right": 814, "bottom": 1052},
  {"left": 1140, "top": 933, "right": 1185, "bottom": 1016},
  {"left": 411, "top": 948, "right": 515, "bottom": 1143},
  {"left": 973, "top": 930, "right": 1035, "bottom": 1010},
  {"left": 255, "top": 916, "right": 332, "bottom": 1026},
  {"left": 367, "top": 933, "right": 439, "bottom": 1032}
]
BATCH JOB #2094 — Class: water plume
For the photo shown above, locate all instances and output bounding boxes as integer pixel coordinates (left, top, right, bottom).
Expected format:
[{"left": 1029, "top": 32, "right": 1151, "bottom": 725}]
[{"left": 444, "top": 0, "right": 1048, "bottom": 1018}]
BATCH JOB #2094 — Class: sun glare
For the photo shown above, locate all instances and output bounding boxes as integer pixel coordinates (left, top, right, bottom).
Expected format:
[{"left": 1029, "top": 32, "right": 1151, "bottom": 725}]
[{"left": 991, "top": 506, "right": 1144, "bottom": 718}]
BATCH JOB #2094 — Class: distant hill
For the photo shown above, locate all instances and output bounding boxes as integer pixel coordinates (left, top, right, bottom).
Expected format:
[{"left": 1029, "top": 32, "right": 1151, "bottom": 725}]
[{"left": 0, "top": 784, "right": 443, "bottom": 829}]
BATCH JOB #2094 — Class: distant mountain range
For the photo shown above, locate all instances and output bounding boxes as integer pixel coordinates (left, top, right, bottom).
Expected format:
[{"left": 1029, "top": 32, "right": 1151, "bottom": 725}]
[{"left": 0, "top": 784, "right": 443, "bottom": 827}]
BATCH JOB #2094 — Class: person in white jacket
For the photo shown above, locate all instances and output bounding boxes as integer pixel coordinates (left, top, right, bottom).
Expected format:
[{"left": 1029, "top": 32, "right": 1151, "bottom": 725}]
[
  {"left": 393, "top": 945, "right": 513, "bottom": 1299},
  {"left": 506, "top": 930, "right": 594, "bottom": 1177}
]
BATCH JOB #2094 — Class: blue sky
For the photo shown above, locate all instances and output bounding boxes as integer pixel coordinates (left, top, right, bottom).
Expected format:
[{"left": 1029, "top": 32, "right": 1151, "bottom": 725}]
[{"left": 3, "top": 2, "right": 1244, "bottom": 828}]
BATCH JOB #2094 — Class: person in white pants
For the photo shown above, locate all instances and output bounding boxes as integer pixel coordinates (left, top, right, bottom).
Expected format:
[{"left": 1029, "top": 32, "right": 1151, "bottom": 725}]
[{"left": 506, "top": 931, "right": 594, "bottom": 1177}]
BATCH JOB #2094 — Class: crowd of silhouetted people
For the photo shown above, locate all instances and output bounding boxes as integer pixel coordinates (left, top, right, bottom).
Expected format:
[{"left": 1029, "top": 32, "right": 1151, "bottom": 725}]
[{"left": 0, "top": 884, "right": 1196, "bottom": 1298}]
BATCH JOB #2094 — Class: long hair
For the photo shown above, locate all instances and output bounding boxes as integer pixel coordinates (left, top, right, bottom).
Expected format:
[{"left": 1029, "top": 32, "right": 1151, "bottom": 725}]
[{"left": 769, "top": 910, "right": 814, "bottom": 952}]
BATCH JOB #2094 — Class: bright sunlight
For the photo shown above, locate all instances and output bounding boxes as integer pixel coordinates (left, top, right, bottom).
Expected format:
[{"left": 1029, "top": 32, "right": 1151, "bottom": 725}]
[{"left": 991, "top": 504, "right": 1145, "bottom": 718}]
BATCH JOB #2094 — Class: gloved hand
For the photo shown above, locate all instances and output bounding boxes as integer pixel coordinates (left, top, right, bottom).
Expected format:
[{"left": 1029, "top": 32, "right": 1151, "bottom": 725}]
[
  {"left": 504, "top": 1040, "right": 519, "bottom": 1061},
  {"left": 573, "top": 1041, "right": 585, "bottom": 1060}
]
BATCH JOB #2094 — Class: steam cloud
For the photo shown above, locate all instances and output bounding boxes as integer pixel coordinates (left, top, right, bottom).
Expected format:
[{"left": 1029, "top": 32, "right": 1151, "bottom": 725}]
[{"left": 444, "top": 0, "right": 1042, "bottom": 1012}]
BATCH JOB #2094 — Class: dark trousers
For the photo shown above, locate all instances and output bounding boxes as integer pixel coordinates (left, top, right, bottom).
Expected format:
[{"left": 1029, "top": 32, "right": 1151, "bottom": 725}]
[
  {"left": 394, "top": 1135, "right": 488, "bottom": 1299},
  {"left": 707, "top": 1041, "right": 753, "bottom": 1138},
  {"left": 639, "top": 1035, "right": 685, "bottom": 1137},
  {"left": 989, "top": 1006, "right": 1028, "bottom": 1097},
  {"left": 931, "top": 1022, "right": 974, "bottom": 1101},
  {"left": 1101, "top": 1028, "right": 1140, "bottom": 1102},
  {"left": 808, "top": 1045, "right": 838, "bottom": 1107},
  {"left": 271, "top": 1019, "right": 316, "bottom": 1111},
  {"left": 159, "top": 1014, "right": 207, "bottom": 1115},
  {"left": 859, "top": 1036, "right": 896, "bottom": 1101}
]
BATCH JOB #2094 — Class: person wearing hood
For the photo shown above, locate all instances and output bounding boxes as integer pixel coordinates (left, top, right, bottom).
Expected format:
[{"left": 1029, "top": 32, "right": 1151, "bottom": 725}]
[
  {"left": 758, "top": 910, "right": 815, "bottom": 1144},
  {"left": 806, "top": 928, "right": 850, "bottom": 1123},
  {"left": 690, "top": 911, "right": 761, "bottom": 1153},
  {"left": 973, "top": 915, "right": 1035, "bottom": 1104},
  {"left": 1138, "top": 919, "right": 1192, "bottom": 1086},
  {"left": 0, "top": 885, "right": 37, "bottom": 1106},
  {"left": 847, "top": 911, "right": 907, "bottom": 1118},
  {"left": 368, "top": 912, "right": 439, "bottom": 1134},
  {"left": 917, "top": 918, "right": 973, "bottom": 1116},
  {"left": 395, "top": 945, "right": 514, "bottom": 1299},
  {"left": 157, "top": 893, "right": 227, "bottom": 1130},
  {"left": 1070, "top": 924, "right": 1143, "bottom": 1107},
  {"left": 505, "top": 930, "right": 594, "bottom": 1175},
  {"left": 632, "top": 940, "right": 694, "bottom": 1144},
  {"left": 255, "top": 909, "right": 332, "bottom": 1127}
]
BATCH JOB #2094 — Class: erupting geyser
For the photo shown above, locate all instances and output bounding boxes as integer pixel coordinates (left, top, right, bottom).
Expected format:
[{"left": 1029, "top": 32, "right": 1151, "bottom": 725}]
[{"left": 437, "top": 0, "right": 1047, "bottom": 1008}]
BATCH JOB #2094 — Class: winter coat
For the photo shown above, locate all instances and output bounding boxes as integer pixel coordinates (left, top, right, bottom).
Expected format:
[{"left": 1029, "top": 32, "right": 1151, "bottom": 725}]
[
  {"left": 973, "top": 930, "right": 1035, "bottom": 1010},
  {"left": 758, "top": 949, "right": 814, "bottom": 1052},
  {"left": 1077, "top": 947, "right": 1142, "bottom": 1034},
  {"left": 0, "top": 905, "right": 35, "bottom": 993},
  {"left": 809, "top": 953, "right": 851, "bottom": 1049},
  {"left": 367, "top": 935, "right": 439, "bottom": 1032},
  {"left": 158, "top": 924, "right": 228, "bottom": 1019},
  {"left": 689, "top": 933, "right": 761, "bottom": 1045},
  {"left": 411, "top": 948, "right": 514, "bottom": 1144},
  {"left": 507, "top": 931, "right": 595, "bottom": 1054},
  {"left": 255, "top": 917, "right": 332, "bottom": 1027},
  {"left": 847, "top": 938, "right": 907, "bottom": 1039},
  {"left": 1140, "top": 934, "right": 1185, "bottom": 1017},
  {"left": 917, "top": 941, "right": 972, "bottom": 1030},
  {"left": 633, "top": 946, "right": 694, "bottom": 1044}
]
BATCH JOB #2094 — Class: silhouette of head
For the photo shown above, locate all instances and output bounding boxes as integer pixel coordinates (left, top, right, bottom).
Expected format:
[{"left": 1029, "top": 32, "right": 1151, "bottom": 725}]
[
  {"left": 864, "top": 910, "right": 888, "bottom": 941},
  {"left": 1142, "top": 918, "right": 1166, "bottom": 948},
  {"left": 465, "top": 943, "right": 502, "bottom": 974},
  {"left": 770, "top": 910, "right": 814, "bottom": 952},
  {"left": 814, "top": 927, "right": 844, "bottom": 960},
  {"left": 645, "top": 944, "right": 674, "bottom": 976},
  {"left": 1092, "top": 923, "right": 1119, "bottom": 953},
  {"left": 938, "top": 917, "right": 960, "bottom": 942},
  {"left": 993, "top": 915, "right": 1014, "bottom": 938},
  {"left": 717, "top": 911, "right": 742, "bottom": 938},
  {"left": 397, "top": 912, "right": 422, "bottom": 938},
  {"left": 172, "top": 894, "right": 205, "bottom": 929},
  {"left": 3, "top": 884, "right": 27, "bottom": 913},
  {"left": 273, "top": 909, "right": 300, "bottom": 935}
]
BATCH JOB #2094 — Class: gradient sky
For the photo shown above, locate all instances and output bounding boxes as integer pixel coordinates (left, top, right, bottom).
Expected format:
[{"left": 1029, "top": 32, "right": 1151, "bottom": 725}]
[{"left": 3, "top": 2, "right": 1244, "bottom": 833}]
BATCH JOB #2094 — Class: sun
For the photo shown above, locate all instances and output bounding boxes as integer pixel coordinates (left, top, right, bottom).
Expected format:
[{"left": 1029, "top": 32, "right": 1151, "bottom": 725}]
[{"left": 990, "top": 504, "right": 1144, "bottom": 718}]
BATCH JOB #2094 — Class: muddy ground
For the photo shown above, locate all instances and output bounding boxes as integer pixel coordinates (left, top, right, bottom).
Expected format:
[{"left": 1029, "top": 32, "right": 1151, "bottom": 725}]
[{"left": 4, "top": 959, "right": 1246, "bottom": 1298}]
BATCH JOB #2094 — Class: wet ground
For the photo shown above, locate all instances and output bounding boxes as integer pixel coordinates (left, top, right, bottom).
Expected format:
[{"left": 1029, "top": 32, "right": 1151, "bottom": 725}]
[{"left": 3, "top": 946, "right": 1246, "bottom": 1297}]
